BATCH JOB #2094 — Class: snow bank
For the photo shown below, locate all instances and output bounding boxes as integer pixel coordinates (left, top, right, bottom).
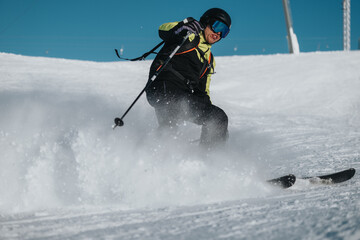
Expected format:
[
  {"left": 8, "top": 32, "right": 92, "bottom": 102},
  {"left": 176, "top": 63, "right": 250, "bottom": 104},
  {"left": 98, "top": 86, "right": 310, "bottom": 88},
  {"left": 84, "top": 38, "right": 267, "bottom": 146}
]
[{"left": 214, "top": 51, "right": 360, "bottom": 123}]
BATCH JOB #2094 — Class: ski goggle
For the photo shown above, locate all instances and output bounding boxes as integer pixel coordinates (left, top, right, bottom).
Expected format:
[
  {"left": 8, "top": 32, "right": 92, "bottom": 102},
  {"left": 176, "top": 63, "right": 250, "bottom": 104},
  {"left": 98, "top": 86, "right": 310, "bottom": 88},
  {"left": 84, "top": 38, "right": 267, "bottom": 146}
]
[{"left": 211, "top": 20, "right": 230, "bottom": 38}]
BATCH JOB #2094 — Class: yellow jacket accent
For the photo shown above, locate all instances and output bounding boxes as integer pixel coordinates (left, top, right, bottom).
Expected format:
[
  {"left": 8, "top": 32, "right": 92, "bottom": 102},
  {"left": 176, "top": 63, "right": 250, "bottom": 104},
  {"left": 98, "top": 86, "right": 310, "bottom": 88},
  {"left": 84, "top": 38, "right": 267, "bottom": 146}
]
[{"left": 159, "top": 21, "right": 215, "bottom": 97}]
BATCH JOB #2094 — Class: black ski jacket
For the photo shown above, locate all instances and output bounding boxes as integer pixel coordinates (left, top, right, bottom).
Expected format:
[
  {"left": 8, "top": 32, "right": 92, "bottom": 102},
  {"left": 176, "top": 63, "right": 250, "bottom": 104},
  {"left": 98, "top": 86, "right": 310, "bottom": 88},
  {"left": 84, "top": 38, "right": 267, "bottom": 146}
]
[{"left": 146, "top": 19, "right": 215, "bottom": 105}]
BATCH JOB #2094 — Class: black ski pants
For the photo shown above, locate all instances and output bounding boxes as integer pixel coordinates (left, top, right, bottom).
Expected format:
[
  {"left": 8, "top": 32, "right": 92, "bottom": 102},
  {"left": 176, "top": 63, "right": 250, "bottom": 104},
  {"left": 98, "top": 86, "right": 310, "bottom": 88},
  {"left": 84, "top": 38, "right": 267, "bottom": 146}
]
[{"left": 148, "top": 90, "right": 228, "bottom": 148}]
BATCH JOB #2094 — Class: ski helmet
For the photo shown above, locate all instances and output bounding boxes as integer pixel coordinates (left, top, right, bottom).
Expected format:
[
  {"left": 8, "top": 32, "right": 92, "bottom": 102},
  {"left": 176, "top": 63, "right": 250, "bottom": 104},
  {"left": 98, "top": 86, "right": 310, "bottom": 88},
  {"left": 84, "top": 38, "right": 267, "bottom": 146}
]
[{"left": 200, "top": 8, "right": 231, "bottom": 29}]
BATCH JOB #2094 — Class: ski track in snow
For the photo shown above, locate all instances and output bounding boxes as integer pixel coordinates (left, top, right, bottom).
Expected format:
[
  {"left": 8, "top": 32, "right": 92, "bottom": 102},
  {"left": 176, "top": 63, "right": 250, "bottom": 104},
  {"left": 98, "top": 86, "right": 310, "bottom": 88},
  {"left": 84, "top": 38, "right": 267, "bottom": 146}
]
[{"left": 1, "top": 51, "right": 360, "bottom": 239}]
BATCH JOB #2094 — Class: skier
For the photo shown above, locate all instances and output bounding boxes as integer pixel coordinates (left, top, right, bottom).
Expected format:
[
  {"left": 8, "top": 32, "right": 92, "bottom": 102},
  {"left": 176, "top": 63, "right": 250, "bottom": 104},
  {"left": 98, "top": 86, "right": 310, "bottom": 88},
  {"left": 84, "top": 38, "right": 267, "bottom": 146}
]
[{"left": 146, "top": 8, "right": 231, "bottom": 149}]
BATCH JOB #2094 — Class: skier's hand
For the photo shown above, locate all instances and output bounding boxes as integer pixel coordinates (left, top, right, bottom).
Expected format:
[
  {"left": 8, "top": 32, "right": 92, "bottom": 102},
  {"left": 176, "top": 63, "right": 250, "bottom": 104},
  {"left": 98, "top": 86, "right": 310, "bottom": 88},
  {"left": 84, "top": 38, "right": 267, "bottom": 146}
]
[{"left": 174, "top": 17, "right": 204, "bottom": 37}]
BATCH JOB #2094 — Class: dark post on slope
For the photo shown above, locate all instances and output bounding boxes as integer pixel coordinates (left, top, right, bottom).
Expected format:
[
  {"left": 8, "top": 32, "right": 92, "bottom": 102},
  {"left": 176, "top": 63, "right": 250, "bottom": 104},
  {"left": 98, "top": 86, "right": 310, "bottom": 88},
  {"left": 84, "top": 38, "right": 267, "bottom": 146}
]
[{"left": 113, "top": 32, "right": 192, "bottom": 129}]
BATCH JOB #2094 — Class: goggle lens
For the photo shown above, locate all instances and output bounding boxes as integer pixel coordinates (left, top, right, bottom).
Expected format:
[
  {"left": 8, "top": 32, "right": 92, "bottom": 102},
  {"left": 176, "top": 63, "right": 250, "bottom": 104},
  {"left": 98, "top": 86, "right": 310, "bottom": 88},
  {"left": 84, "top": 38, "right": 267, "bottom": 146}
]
[{"left": 211, "top": 20, "right": 230, "bottom": 38}]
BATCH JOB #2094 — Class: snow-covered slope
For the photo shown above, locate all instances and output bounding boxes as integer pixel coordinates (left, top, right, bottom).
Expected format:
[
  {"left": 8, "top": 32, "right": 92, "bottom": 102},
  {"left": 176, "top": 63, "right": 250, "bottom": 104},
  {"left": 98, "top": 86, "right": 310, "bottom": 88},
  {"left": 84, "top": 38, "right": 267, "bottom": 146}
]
[{"left": 0, "top": 51, "right": 359, "bottom": 239}]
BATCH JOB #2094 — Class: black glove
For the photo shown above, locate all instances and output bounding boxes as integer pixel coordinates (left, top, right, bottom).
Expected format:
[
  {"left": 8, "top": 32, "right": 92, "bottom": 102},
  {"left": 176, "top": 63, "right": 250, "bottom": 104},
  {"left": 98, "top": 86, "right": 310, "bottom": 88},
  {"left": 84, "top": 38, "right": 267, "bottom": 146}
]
[{"left": 174, "top": 17, "right": 204, "bottom": 37}]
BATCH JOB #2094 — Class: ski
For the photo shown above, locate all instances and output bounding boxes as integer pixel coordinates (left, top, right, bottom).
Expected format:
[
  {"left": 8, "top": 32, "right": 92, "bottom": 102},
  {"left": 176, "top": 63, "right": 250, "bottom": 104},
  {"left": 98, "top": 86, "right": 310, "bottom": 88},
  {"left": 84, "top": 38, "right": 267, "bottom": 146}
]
[
  {"left": 267, "top": 174, "right": 296, "bottom": 188},
  {"left": 302, "top": 168, "right": 356, "bottom": 185},
  {"left": 267, "top": 168, "right": 356, "bottom": 189}
]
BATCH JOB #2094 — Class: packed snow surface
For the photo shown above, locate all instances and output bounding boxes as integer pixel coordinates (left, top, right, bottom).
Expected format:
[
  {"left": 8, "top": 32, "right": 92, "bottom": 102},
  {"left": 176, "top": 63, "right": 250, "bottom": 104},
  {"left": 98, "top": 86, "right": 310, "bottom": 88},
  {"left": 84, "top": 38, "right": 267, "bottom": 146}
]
[{"left": 1, "top": 51, "right": 360, "bottom": 239}]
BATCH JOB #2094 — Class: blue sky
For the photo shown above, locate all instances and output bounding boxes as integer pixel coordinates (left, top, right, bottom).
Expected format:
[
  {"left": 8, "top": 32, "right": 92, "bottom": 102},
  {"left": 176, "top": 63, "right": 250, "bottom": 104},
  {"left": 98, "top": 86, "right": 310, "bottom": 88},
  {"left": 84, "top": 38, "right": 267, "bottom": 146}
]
[{"left": 0, "top": 0, "right": 359, "bottom": 62}]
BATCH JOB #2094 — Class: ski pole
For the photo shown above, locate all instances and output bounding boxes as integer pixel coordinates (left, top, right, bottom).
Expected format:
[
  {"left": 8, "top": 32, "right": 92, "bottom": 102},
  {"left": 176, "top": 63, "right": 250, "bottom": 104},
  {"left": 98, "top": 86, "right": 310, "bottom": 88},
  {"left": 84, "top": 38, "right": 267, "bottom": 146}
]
[{"left": 113, "top": 31, "right": 192, "bottom": 129}]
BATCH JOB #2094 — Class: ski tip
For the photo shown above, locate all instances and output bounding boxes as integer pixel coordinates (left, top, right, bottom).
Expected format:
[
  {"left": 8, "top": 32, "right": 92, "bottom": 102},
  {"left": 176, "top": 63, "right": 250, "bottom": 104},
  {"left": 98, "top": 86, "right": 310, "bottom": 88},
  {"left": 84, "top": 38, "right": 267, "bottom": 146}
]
[
  {"left": 335, "top": 167, "right": 356, "bottom": 179},
  {"left": 312, "top": 167, "right": 357, "bottom": 184},
  {"left": 267, "top": 174, "right": 296, "bottom": 189},
  {"left": 282, "top": 174, "right": 296, "bottom": 188},
  {"left": 348, "top": 167, "right": 356, "bottom": 177}
]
